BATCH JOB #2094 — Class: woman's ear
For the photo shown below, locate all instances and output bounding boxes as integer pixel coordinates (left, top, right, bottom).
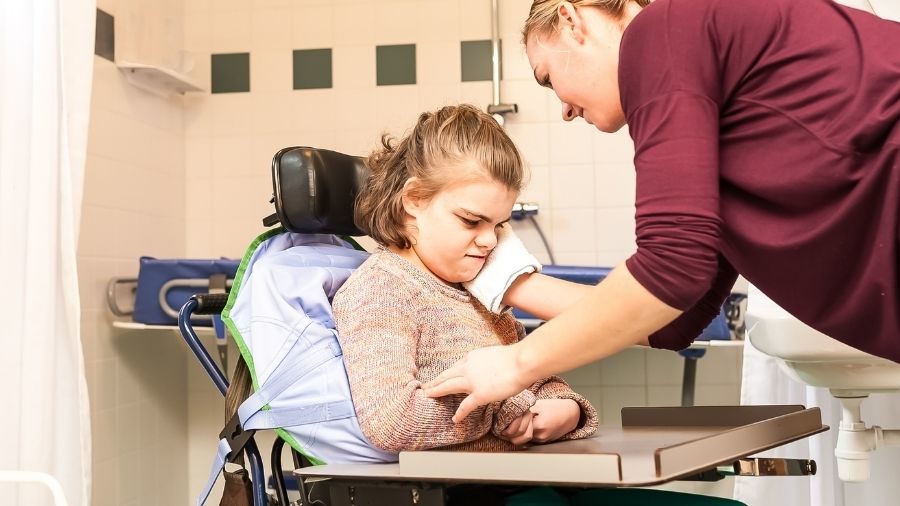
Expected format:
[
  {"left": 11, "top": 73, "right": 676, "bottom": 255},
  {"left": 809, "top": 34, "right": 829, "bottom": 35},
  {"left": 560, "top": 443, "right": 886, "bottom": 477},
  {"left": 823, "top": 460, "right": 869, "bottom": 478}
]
[
  {"left": 557, "top": 1, "right": 587, "bottom": 44},
  {"left": 400, "top": 177, "right": 427, "bottom": 217}
]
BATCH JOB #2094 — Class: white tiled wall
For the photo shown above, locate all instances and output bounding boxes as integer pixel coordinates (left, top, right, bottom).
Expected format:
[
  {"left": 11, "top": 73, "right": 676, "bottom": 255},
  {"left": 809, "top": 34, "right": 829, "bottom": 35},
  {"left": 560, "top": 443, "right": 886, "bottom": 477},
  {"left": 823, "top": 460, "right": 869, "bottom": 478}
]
[
  {"left": 179, "top": 0, "right": 649, "bottom": 268},
  {"left": 81, "top": 0, "right": 194, "bottom": 502},
  {"left": 561, "top": 347, "right": 744, "bottom": 426},
  {"left": 80, "top": 0, "right": 744, "bottom": 503},
  {"left": 80, "top": 8, "right": 190, "bottom": 503}
]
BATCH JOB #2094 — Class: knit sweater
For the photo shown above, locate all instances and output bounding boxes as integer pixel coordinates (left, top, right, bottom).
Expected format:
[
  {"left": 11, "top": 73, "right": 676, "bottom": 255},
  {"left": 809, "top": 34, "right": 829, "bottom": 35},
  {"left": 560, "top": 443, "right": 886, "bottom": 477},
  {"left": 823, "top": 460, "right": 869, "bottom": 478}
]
[{"left": 333, "top": 248, "right": 599, "bottom": 454}]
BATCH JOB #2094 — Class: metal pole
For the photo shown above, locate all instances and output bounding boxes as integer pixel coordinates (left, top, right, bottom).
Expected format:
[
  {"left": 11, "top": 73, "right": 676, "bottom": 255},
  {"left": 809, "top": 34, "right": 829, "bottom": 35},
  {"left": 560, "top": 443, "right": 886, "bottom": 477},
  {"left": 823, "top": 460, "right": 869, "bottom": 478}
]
[{"left": 491, "top": 0, "right": 501, "bottom": 106}]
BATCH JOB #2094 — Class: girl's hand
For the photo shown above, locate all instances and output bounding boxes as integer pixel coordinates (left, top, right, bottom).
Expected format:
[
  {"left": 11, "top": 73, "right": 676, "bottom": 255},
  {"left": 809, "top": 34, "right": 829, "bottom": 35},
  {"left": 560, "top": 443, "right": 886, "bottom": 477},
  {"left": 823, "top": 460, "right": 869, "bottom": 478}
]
[
  {"left": 498, "top": 410, "right": 535, "bottom": 446},
  {"left": 529, "top": 399, "right": 580, "bottom": 443}
]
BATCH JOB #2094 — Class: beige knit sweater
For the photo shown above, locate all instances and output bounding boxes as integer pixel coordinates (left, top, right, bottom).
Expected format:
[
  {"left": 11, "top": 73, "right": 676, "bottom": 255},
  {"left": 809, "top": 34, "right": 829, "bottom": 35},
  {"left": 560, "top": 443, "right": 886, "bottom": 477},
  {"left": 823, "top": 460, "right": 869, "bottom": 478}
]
[{"left": 333, "top": 248, "right": 599, "bottom": 454}]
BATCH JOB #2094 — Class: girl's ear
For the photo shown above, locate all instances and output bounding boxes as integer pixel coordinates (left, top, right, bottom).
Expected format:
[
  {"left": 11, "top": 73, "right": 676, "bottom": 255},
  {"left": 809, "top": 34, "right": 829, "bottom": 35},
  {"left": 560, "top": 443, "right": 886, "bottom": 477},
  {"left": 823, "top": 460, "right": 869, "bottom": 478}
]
[{"left": 400, "top": 177, "right": 427, "bottom": 217}]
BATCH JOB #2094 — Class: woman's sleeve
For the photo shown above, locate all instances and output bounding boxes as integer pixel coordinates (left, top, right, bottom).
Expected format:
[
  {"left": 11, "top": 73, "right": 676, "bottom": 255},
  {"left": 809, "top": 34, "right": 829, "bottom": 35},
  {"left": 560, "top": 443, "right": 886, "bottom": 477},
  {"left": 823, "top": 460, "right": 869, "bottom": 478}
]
[
  {"left": 618, "top": 0, "right": 731, "bottom": 313},
  {"left": 334, "top": 277, "right": 498, "bottom": 452},
  {"left": 648, "top": 254, "right": 738, "bottom": 350},
  {"left": 624, "top": 91, "right": 724, "bottom": 312}
]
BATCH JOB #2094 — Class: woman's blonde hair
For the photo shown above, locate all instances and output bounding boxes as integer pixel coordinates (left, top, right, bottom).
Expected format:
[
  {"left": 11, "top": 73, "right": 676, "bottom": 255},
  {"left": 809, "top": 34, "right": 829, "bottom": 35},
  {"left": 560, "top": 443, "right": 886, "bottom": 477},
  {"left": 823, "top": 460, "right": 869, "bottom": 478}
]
[
  {"left": 522, "top": 0, "right": 651, "bottom": 44},
  {"left": 356, "top": 104, "right": 525, "bottom": 249}
]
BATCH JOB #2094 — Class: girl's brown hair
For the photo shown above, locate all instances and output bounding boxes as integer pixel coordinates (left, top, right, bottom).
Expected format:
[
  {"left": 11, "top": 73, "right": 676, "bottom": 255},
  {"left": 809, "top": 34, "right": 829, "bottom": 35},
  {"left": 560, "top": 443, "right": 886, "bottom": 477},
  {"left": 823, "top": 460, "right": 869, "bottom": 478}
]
[
  {"left": 355, "top": 104, "right": 525, "bottom": 249},
  {"left": 522, "top": 0, "right": 651, "bottom": 44}
]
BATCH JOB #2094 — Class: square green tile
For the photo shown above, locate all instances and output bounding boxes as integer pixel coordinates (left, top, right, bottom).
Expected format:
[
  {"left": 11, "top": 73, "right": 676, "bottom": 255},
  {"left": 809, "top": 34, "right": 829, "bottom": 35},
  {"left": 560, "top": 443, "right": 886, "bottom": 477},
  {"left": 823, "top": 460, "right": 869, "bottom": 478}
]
[
  {"left": 461, "top": 40, "right": 501, "bottom": 82},
  {"left": 376, "top": 44, "right": 416, "bottom": 86},
  {"left": 293, "top": 48, "right": 332, "bottom": 89},
  {"left": 95, "top": 9, "right": 115, "bottom": 62},
  {"left": 211, "top": 53, "right": 250, "bottom": 93}
]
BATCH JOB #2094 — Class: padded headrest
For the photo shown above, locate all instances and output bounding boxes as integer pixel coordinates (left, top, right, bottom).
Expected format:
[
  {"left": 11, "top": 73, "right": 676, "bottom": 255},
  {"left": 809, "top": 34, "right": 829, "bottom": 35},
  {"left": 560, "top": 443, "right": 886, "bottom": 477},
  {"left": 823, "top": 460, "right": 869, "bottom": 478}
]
[{"left": 265, "top": 147, "right": 370, "bottom": 235}]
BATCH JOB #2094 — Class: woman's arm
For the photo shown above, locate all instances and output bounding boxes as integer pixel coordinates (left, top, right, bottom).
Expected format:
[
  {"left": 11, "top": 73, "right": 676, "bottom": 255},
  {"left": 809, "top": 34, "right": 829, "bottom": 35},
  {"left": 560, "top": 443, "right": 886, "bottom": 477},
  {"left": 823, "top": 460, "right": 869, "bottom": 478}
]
[
  {"left": 516, "top": 263, "right": 680, "bottom": 380},
  {"left": 501, "top": 273, "right": 594, "bottom": 321},
  {"left": 424, "top": 263, "right": 682, "bottom": 421},
  {"left": 647, "top": 255, "right": 737, "bottom": 349}
]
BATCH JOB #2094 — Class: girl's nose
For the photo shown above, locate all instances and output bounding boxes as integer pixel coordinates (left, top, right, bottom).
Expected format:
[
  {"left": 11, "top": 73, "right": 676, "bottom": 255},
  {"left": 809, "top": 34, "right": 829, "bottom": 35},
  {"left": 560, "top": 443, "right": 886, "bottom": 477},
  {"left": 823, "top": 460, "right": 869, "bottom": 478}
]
[{"left": 475, "top": 229, "right": 498, "bottom": 250}]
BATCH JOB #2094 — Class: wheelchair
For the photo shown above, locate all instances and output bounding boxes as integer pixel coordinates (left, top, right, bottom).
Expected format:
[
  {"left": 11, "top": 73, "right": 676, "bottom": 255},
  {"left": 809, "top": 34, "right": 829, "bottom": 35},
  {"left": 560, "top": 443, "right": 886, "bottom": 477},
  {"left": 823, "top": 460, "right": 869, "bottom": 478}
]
[{"left": 179, "top": 147, "right": 823, "bottom": 506}]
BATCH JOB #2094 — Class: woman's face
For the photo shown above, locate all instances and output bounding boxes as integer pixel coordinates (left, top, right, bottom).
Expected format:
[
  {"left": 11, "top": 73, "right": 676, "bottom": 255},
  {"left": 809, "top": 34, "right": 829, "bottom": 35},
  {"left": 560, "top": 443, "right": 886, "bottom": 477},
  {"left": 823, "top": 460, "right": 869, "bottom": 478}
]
[
  {"left": 525, "top": 4, "right": 628, "bottom": 132},
  {"left": 398, "top": 174, "right": 518, "bottom": 285}
]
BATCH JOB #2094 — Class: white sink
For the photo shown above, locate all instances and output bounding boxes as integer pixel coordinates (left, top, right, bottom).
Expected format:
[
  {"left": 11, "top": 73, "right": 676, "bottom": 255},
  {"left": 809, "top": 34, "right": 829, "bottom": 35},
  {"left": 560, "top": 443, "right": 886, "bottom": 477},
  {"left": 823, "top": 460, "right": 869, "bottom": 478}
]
[
  {"left": 745, "top": 291, "right": 900, "bottom": 481},
  {"left": 747, "top": 313, "right": 900, "bottom": 393}
]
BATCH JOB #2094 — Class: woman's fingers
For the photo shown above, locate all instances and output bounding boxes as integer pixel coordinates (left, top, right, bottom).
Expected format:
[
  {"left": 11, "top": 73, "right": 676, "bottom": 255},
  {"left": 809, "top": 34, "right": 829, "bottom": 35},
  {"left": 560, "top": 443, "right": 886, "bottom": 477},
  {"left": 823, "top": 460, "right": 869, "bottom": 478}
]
[
  {"left": 426, "top": 345, "right": 534, "bottom": 423},
  {"left": 452, "top": 394, "right": 482, "bottom": 423},
  {"left": 423, "top": 375, "right": 471, "bottom": 399},
  {"left": 423, "top": 361, "right": 466, "bottom": 393}
]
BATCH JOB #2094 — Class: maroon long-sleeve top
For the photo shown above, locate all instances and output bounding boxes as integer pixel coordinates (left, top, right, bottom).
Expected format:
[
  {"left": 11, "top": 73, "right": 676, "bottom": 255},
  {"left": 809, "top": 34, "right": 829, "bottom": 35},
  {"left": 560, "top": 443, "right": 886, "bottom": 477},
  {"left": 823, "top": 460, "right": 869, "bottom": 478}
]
[{"left": 619, "top": 0, "right": 899, "bottom": 362}]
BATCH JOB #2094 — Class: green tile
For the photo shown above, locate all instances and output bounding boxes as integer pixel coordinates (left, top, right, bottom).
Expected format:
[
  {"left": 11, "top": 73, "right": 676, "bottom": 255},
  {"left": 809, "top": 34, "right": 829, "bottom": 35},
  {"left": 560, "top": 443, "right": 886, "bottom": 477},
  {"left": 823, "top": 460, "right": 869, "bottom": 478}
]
[
  {"left": 376, "top": 44, "right": 416, "bottom": 86},
  {"left": 211, "top": 53, "right": 250, "bottom": 93},
  {"left": 95, "top": 9, "right": 115, "bottom": 62},
  {"left": 293, "top": 48, "right": 332, "bottom": 89},
  {"left": 461, "top": 40, "right": 501, "bottom": 82}
]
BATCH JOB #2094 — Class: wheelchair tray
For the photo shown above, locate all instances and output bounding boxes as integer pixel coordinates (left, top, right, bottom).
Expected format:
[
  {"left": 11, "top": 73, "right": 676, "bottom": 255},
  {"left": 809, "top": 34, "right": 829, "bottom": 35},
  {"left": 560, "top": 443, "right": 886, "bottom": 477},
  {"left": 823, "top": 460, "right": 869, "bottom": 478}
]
[{"left": 296, "top": 405, "right": 827, "bottom": 487}]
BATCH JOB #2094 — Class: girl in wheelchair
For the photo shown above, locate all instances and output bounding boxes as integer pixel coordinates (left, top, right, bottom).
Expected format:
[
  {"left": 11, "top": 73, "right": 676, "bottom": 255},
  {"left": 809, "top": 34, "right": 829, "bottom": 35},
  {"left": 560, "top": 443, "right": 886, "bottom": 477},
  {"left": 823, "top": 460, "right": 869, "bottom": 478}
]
[{"left": 333, "top": 104, "right": 599, "bottom": 454}]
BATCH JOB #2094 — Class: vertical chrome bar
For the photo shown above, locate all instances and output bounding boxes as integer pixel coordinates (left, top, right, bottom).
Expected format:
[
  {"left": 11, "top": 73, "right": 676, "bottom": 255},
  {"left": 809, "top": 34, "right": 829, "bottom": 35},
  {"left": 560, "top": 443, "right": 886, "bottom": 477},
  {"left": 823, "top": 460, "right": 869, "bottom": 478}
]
[{"left": 491, "top": 0, "right": 501, "bottom": 106}]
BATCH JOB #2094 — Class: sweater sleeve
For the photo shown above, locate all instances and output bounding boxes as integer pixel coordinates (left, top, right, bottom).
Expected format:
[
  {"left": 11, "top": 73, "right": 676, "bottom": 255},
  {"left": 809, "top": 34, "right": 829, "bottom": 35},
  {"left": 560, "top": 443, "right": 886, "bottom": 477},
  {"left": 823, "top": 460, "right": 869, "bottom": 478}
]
[
  {"left": 486, "top": 318, "right": 539, "bottom": 435},
  {"left": 333, "top": 272, "right": 499, "bottom": 452},
  {"left": 529, "top": 377, "right": 599, "bottom": 441},
  {"left": 491, "top": 390, "right": 537, "bottom": 437}
]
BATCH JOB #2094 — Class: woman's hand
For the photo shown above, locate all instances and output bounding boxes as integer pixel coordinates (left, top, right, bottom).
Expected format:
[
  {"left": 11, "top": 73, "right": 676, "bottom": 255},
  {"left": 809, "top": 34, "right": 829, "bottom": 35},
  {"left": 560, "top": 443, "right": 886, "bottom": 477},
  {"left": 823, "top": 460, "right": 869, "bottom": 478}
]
[
  {"left": 529, "top": 399, "right": 580, "bottom": 443},
  {"left": 423, "top": 344, "right": 533, "bottom": 423},
  {"left": 426, "top": 266, "right": 680, "bottom": 423},
  {"left": 498, "top": 410, "right": 535, "bottom": 446}
]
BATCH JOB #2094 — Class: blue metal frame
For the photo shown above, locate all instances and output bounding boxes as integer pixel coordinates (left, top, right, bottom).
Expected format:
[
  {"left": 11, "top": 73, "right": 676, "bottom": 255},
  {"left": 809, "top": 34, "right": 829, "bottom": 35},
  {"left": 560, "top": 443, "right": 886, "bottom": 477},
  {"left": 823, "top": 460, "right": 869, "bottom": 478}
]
[{"left": 178, "top": 297, "right": 269, "bottom": 506}]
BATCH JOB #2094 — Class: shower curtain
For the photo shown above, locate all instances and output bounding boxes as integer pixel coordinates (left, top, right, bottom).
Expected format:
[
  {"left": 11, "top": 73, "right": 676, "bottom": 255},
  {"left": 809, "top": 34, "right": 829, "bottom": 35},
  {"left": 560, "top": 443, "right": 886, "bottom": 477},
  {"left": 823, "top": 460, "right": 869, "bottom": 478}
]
[{"left": 0, "top": 0, "right": 95, "bottom": 505}]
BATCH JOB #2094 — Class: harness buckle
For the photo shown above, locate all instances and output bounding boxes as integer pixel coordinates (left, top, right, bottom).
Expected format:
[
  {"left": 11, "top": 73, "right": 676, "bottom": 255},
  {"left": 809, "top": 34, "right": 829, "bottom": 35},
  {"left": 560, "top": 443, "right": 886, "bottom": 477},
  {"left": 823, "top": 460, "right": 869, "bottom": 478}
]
[{"left": 220, "top": 413, "right": 256, "bottom": 463}]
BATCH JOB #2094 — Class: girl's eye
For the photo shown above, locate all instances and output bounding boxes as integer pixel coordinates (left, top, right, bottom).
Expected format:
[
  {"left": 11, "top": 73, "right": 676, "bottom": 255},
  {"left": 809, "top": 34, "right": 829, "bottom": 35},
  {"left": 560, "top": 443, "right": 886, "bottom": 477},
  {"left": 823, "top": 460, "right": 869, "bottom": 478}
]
[{"left": 460, "top": 217, "right": 479, "bottom": 227}]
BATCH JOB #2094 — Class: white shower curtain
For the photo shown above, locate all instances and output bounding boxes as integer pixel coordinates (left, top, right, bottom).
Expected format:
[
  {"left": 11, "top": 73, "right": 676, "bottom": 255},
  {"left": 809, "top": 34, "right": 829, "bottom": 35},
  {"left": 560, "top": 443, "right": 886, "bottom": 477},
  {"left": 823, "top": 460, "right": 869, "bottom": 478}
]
[{"left": 0, "top": 0, "right": 95, "bottom": 505}]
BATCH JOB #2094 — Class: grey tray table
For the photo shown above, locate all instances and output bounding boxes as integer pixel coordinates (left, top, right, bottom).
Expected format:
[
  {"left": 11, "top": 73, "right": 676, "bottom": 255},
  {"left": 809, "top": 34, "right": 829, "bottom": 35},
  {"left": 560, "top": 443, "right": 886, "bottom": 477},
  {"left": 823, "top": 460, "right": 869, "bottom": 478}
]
[{"left": 295, "top": 405, "right": 827, "bottom": 504}]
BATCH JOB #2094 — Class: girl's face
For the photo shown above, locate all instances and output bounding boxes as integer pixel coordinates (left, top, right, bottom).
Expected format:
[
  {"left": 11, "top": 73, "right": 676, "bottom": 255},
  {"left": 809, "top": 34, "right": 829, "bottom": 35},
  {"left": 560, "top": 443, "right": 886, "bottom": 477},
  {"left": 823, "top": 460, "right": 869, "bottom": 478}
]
[
  {"left": 525, "top": 3, "right": 630, "bottom": 132},
  {"left": 397, "top": 175, "right": 518, "bottom": 285}
]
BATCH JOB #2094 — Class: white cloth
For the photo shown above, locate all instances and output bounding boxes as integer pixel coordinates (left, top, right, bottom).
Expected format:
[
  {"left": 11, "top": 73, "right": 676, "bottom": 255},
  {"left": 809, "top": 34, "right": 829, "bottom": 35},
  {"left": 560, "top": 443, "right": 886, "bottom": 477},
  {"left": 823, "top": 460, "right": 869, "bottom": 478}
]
[
  {"left": 464, "top": 224, "right": 541, "bottom": 313},
  {"left": 0, "top": 0, "right": 95, "bottom": 505}
]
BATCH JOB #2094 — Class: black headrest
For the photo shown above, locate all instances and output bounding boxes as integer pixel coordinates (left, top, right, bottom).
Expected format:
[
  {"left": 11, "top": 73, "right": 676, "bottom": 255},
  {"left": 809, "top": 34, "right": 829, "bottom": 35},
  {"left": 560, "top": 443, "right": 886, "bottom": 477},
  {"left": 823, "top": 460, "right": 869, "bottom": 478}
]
[{"left": 264, "top": 147, "right": 370, "bottom": 235}]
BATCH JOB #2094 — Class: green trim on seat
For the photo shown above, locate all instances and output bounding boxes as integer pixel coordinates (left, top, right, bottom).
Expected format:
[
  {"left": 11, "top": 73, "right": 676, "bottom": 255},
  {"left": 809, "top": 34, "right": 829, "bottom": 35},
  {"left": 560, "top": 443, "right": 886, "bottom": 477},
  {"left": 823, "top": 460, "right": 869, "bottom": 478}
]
[{"left": 220, "top": 226, "right": 326, "bottom": 466}]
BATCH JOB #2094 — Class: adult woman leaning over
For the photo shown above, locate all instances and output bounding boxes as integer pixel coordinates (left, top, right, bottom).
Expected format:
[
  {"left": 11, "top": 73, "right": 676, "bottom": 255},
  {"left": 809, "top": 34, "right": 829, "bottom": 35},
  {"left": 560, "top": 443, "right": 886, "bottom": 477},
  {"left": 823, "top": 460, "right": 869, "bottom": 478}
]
[{"left": 425, "top": 0, "right": 900, "bottom": 422}]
